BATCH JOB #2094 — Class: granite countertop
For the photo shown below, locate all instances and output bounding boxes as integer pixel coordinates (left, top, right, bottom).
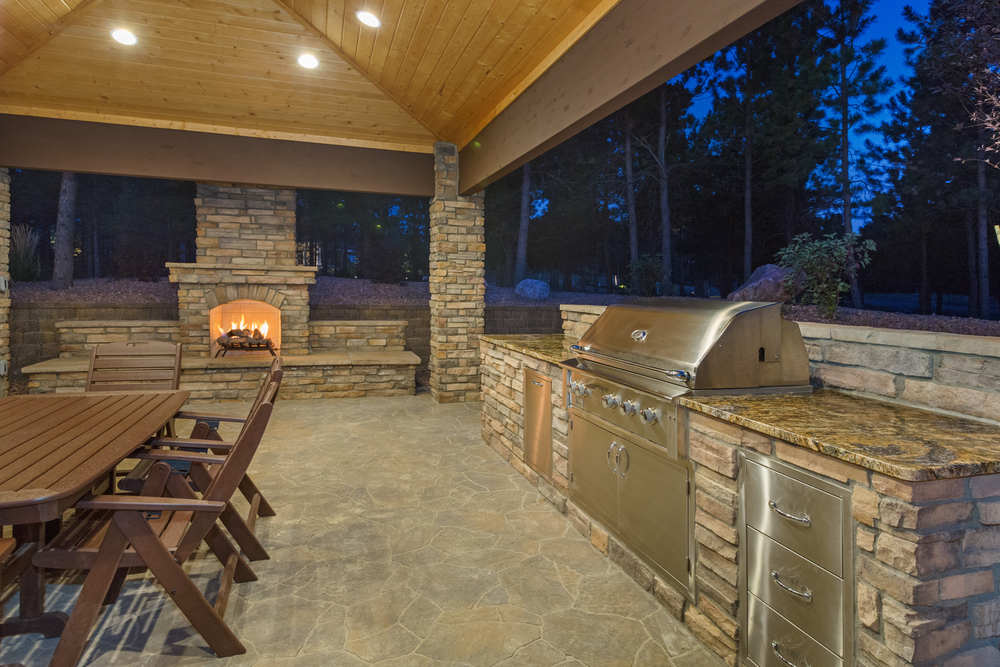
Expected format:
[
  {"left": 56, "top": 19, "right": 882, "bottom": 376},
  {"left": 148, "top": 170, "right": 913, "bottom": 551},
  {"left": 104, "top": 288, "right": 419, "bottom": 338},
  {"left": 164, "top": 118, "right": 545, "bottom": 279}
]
[
  {"left": 679, "top": 390, "right": 1000, "bottom": 481},
  {"left": 480, "top": 334, "right": 575, "bottom": 366}
]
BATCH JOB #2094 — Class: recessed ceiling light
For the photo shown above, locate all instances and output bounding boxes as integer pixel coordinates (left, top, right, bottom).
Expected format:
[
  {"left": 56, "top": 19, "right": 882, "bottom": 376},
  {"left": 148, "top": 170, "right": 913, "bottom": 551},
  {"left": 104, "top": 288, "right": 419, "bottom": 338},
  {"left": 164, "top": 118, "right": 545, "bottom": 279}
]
[
  {"left": 356, "top": 11, "right": 381, "bottom": 28},
  {"left": 298, "top": 54, "right": 319, "bottom": 69},
  {"left": 111, "top": 29, "right": 137, "bottom": 45}
]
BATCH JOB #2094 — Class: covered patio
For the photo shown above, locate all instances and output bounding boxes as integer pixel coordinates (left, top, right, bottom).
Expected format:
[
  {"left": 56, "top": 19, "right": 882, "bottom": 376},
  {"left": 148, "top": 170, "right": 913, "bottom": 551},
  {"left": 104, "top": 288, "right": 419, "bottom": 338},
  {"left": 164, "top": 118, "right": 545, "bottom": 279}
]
[{"left": 2, "top": 394, "right": 718, "bottom": 667}]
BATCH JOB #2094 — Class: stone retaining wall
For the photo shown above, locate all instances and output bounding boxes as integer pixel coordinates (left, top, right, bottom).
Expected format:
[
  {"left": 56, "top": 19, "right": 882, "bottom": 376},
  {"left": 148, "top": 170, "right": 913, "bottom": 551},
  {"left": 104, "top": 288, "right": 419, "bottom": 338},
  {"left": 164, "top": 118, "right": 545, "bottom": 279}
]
[
  {"left": 799, "top": 322, "right": 1000, "bottom": 423},
  {"left": 0, "top": 169, "right": 9, "bottom": 397},
  {"left": 11, "top": 302, "right": 179, "bottom": 377},
  {"left": 309, "top": 320, "right": 407, "bottom": 351},
  {"left": 57, "top": 320, "right": 180, "bottom": 357}
]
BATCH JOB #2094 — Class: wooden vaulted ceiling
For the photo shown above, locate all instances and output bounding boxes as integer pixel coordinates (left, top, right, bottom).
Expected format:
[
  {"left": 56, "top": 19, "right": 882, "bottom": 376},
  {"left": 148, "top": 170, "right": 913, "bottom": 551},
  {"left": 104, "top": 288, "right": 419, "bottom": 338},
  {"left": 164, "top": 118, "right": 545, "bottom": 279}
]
[{"left": 0, "top": 0, "right": 620, "bottom": 153}]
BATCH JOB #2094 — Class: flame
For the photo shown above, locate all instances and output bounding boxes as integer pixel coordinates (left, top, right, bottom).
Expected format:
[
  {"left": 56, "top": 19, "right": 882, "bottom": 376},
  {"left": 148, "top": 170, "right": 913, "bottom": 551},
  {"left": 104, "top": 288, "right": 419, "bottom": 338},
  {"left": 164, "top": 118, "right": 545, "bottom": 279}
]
[{"left": 220, "top": 314, "right": 272, "bottom": 338}]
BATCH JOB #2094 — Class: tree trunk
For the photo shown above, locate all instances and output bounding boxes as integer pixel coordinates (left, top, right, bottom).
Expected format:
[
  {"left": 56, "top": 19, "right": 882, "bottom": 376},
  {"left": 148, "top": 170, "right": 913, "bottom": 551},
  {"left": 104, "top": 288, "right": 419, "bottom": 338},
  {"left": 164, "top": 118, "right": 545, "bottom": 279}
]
[
  {"left": 744, "top": 126, "right": 753, "bottom": 282},
  {"left": 966, "top": 211, "right": 978, "bottom": 316},
  {"left": 784, "top": 189, "right": 795, "bottom": 244},
  {"left": 839, "top": 33, "right": 865, "bottom": 310},
  {"left": 51, "top": 171, "right": 77, "bottom": 290},
  {"left": 978, "top": 137, "right": 990, "bottom": 319},
  {"left": 624, "top": 107, "right": 639, "bottom": 264},
  {"left": 514, "top": 162, "right": 532, "bottom": 284},
  {"left": 659, "top": 86, "right": 672, "bottom": 295},
  {"left": 919, "top": 221, "right": 930, "bottom": 315}
]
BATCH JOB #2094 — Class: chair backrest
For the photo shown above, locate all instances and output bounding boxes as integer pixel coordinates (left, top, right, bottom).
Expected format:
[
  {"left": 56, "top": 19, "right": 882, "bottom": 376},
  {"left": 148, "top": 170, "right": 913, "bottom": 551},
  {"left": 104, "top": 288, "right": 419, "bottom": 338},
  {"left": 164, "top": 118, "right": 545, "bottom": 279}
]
[
  {"left": 175, "top": 381, "right": 278, "bottom": 561},
  {"left": 86, "top": 341, "right": 182, "bottom": 392},
  {"left": 236, "top": 357, "right": 283, "bottom": 439}
]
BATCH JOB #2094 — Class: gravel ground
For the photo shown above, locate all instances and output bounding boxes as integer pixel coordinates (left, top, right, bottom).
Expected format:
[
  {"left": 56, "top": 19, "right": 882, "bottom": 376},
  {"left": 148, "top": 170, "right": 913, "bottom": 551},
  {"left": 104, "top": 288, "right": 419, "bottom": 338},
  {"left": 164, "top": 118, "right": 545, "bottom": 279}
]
[
  {"left": 785, "top": 304, "right": 1000, "bottom": 337},
  {"left": 11, "top": 278, "right": 179, "bottom": 303},
  {"left": 13, "top": 278, "right": 1000, "bottom": 338},
  {"left": 309, "top": 276, "right": 633, "bottom": 306}
]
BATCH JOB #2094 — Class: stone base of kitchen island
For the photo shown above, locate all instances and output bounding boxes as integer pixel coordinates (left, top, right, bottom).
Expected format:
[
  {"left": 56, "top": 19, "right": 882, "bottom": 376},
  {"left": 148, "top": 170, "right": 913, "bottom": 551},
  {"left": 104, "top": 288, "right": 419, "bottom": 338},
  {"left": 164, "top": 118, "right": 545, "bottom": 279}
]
[{"left": 482, "top": 336, "right": 1000, "bottom": 667}]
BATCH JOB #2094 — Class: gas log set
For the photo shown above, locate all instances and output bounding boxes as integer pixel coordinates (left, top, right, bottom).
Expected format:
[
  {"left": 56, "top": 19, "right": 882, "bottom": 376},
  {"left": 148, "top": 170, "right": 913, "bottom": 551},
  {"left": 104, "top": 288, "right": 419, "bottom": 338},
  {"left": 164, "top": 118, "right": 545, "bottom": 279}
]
[{"left": 215, "top": 318, "right": 276, "bottom": 357}]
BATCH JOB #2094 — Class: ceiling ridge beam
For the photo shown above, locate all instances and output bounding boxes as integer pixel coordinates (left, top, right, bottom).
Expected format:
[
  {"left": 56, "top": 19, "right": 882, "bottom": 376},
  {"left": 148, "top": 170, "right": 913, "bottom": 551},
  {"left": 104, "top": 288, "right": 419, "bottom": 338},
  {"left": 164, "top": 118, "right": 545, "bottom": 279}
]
[
  {"left": 271, "top": 0, "right": 444, "bottom": 144},
  {"left": 0, "top": 0, "right": 107, "bottom": 79},
  {"left": 454, "top": 0, "right": 622, "bottom": 150}
]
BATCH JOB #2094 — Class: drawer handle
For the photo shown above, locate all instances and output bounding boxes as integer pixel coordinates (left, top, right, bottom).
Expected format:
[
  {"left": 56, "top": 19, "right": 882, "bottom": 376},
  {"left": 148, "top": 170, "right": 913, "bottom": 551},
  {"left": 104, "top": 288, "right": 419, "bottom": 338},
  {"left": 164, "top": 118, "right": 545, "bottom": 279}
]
[
  {"left": 531, "top": 380, "right": 544, "bottom": 386},
  {"left": 771, "top": 641, "right": 809, "bottom": 667},
  {"left": 768, "top": 500, "right": 811, "bottom": 527},
  {"left": 618, "top": 446, "right": 630, "bottom": 479},
  {"left": 771, "top": 570, "right": 812, "bottom": 601}
]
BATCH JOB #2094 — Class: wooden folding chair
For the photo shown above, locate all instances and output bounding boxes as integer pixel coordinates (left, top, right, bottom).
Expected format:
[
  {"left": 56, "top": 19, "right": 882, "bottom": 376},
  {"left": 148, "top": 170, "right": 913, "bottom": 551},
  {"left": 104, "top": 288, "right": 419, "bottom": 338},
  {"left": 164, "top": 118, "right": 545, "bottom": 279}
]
[
  {"left": 33, "top": 383, "right": 278, "bottom": 667},
  {"left": 120, "top": 358, "right": 283, "bottom": 559},
  {"left": 85, "top": 341, "right": 182, "bottom": 393}
]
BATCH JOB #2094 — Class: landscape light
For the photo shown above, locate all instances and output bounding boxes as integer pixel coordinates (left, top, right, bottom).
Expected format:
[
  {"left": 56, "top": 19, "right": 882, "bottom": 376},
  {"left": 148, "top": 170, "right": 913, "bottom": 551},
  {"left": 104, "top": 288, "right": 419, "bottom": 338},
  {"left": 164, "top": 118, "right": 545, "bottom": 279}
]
[
  {"left": 298, "top": 54, "right": 319, "bottom": 69},
  {"left": 111, "top": 29, "right": 137, "bottom": 45},
  {"left": 356, "top": 11, "right": 381, "bottom": 27}
]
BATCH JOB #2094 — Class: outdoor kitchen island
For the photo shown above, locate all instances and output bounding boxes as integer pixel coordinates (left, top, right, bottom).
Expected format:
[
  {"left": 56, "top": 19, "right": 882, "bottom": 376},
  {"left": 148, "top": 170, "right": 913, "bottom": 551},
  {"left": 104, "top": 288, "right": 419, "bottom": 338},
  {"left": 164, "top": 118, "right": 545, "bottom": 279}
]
[{"left": 481, "top": 332, "right": 1000, "bottom": 667}]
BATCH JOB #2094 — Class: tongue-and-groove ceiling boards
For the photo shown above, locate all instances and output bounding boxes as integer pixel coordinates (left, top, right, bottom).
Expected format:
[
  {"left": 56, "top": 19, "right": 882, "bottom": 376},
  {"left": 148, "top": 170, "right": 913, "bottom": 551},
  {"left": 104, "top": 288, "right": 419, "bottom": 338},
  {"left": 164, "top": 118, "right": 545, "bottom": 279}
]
[{"left": 0, "top": 0, "right": 619, "bottom": 153}]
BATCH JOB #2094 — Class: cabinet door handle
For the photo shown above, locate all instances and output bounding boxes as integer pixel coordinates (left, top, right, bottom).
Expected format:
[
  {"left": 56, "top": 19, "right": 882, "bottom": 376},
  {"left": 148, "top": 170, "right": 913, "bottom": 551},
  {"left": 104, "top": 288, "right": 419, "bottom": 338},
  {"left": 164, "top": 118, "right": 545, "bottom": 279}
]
[
  {"left": 618, "top": 446, "right": 630, "bottom": 479},
  {"left": 531, "top": 380, "right": 544, "bottom": 386},
  {"left": 607, "top": 442, "right": 620, "bottom": 472},
  {"left": 768, "top": 500, "right": 811, "bottom": 527},
  {"left": 770, "top": 570, "right": 812, "bottom": 601},
  {"left": 771, "top": 642, "right": 809, "bottom": 667}
]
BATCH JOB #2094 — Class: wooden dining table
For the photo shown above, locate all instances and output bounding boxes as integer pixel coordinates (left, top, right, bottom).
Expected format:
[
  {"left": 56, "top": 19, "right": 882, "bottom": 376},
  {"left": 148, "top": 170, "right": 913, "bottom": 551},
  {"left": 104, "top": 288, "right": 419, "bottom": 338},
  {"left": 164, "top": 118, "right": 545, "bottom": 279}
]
[{"left": 0, "top": 390, "right": 190, "bottom": 643}]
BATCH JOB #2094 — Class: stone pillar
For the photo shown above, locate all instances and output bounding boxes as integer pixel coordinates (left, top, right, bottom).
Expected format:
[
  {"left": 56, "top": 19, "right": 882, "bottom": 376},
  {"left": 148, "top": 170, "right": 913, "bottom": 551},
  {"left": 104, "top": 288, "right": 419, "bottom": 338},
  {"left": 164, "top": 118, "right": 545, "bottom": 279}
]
[
  {"left": 0, "top": 169, "right": 9, "bottom": 397},
  {"left": 428, "top": 142, "right": 485, "bottom": 403}
]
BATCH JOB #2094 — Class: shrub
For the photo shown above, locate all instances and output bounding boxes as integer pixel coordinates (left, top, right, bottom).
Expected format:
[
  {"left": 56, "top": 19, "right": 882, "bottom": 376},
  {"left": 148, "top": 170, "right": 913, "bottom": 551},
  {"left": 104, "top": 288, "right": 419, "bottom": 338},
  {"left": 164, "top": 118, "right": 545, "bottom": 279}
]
[
  {"left": 775, "top": 233, "right": 875, "bottom": 319},
  {"left": 10, "top": 223, "right": 42, "bottom": 282},
  {"left": 629, "top": 254, "right": 661, "bottom": 297}
]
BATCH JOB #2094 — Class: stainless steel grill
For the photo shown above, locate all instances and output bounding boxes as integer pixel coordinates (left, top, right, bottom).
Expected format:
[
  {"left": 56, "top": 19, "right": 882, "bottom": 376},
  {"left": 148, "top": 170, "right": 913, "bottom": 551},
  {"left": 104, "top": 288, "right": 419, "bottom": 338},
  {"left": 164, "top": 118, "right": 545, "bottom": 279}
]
[{"left": 559, "top": 298, "right": 811, "bottom": 602}]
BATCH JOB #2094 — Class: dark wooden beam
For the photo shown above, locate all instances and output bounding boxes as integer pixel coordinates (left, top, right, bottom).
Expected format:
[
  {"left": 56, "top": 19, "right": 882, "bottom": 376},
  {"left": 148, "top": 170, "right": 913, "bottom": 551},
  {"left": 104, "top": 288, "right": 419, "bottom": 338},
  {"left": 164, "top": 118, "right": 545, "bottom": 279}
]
[
  {"left": 458, "top": 0, "right": 801, "bottom": 194},
  {"left": 0, "top": 115, "right": 434, "bottom": 197}
]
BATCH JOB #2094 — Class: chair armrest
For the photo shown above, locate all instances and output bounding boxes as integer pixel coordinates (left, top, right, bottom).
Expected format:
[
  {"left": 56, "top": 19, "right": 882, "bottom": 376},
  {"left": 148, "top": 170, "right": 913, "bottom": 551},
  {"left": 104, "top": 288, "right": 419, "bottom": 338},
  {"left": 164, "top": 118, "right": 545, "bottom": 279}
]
[
  {"left": 147, "top": 437, "right": 235, "bottom": 450},
  {"left": 134, "top": 451, "right": 228, "bottom": 465},
  {"left": 174, "top": 411, "right": 246, "bottom": 424},
  {"left": 76, "top": 495, "right": 226, "bottom": 512}
]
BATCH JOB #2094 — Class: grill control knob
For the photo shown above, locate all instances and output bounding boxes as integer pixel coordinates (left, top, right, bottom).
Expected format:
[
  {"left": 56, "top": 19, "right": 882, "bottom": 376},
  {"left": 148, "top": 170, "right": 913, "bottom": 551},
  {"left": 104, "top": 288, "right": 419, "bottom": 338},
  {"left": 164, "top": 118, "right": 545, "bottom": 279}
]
[
  {"left": 571, "top": 381, "right": 588, "bottom": 397},
  {"left": 639, "top": 407, "right": 658, "bottom": 425},
  {"left": 602, "top": 394, "right": 619, "bottom": 409},
  {"left": 619, "top": 400, "right": 637, "bottom": 417}
]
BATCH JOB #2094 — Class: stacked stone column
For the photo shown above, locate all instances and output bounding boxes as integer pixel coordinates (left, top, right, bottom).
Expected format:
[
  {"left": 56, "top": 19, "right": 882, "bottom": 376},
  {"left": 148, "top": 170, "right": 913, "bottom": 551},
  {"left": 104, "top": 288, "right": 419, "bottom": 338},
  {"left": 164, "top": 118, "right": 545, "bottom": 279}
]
[
  {"left": 0, "top": 168, "right": 9, "bottom": 397},
  {"left": 429, "top": 142, "right": 485, "bottom": 403}
]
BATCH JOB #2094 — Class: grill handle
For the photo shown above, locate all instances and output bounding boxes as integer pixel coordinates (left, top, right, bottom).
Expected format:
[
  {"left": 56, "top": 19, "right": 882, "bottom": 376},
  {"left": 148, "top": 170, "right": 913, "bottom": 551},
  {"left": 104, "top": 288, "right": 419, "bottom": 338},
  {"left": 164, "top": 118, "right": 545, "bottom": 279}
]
[{"left": 664, "top": 370, "right": 691, "bottom": 381}]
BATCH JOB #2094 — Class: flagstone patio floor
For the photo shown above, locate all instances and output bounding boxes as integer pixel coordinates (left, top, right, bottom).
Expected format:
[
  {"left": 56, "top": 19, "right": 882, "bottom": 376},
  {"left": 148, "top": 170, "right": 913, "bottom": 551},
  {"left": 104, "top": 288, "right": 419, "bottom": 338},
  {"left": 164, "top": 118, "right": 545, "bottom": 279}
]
[{"left": 2, "top": 394, "right": 724, "bottom": 667}]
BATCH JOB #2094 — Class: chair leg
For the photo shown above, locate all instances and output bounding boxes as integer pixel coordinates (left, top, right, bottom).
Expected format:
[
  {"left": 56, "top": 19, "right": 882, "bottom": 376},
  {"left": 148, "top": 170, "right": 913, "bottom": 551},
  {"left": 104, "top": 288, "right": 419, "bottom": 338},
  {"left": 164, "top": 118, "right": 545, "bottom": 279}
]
[
  {"left": 165, "top": 474, "right": 257, "bottom": 583},
  {"left": 48, "top": 521, "right": 129, "bottom": 667},
  {"left": 219, "top": 503, "right": 269, "bottom": 562},
  {"left": 102, "top": 568, "right": 129, "bottom": 606},
  {"left": 204, "top": 429, "right": 275, "bottom": 518},
  {"left": 113, "top": 511, "right": 245, "bottom": 658}
]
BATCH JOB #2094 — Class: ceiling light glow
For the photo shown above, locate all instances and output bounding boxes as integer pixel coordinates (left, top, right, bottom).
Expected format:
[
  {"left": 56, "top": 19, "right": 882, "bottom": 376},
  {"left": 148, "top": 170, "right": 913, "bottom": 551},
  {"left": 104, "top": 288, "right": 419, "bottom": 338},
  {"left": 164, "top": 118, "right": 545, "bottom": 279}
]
[
  {"left": 111, "top": 29, "right": 137, "bottom": 45},
  {"left": 356, "top": 11, "right": 381, "bottom": 27},
  {"left": 298, "top": 54, "right": 319, "bottom": 69}
]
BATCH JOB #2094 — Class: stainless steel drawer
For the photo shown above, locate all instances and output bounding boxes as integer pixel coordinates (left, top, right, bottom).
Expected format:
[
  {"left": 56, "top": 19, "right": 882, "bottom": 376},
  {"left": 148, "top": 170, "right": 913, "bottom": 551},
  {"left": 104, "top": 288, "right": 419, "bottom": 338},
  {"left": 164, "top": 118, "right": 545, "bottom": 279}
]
[
  {"left": 524, "top": 369, "right": 553, "bottom": 479},
  {"left": 747, "top": 594, "right": 843, "bottom": 667},
  {"left": 747, "top": 528, "right": 843, "bottom": 655},
  {"left": 745, "top": 460, "right": 843, "bottom": 576}
]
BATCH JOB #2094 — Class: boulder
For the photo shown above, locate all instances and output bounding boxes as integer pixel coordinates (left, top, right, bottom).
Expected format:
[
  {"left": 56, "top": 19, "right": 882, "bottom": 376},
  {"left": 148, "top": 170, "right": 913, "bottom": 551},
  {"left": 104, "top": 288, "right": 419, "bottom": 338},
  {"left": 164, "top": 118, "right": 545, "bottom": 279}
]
[
  {"left": 515, "top": 279, "right": 550, "bottom": 300},
  {"left": 727, "top": 264, "right": 806, "bottom": 303}
]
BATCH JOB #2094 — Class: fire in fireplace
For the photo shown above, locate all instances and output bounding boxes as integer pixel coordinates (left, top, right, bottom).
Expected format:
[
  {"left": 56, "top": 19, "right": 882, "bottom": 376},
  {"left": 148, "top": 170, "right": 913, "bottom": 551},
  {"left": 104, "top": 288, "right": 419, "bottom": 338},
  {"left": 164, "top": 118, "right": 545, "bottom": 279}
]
[{"left": 209, "top": 300, "right": 281, "bottom": 357}]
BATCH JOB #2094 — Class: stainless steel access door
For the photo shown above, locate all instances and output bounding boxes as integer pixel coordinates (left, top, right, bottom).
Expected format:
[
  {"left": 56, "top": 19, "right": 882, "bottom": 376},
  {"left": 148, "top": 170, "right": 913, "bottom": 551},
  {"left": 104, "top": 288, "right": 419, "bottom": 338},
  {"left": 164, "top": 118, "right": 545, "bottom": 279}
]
[{"left": 523, "top": 369, "right": 553, "bottom": 479}]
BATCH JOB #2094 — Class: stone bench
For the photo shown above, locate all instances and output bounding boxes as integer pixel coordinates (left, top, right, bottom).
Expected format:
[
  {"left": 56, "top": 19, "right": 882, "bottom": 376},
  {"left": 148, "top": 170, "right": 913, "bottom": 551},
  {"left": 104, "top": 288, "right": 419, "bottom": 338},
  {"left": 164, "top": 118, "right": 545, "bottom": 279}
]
[{"left": 21, "top": 350, "right": 420, "bottom": 403}]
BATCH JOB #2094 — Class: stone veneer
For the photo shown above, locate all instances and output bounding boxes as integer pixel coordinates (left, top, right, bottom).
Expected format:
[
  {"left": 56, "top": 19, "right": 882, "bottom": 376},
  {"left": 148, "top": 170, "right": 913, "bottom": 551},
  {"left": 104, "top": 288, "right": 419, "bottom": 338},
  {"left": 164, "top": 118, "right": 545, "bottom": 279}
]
[
  {"left": 168, "top": 184, "right": 316, "bottom": 357},
  {"left": 428, "top": 142, "right": 485, "bottom": 403},
  {"left": 684, "top": 410, "right": 1000, "bottom": 667},
  {"left": 561, "top": 304, "right": 606, "bottom": 340},
  {"left": 57, "top": 320, "right": 179, "bottom": 357},
  {"left": 308, "top": 320, "right": 407, "bottom": 351},
  {"left": 0, "top": 168, "right": 9, "bottom": 397}
]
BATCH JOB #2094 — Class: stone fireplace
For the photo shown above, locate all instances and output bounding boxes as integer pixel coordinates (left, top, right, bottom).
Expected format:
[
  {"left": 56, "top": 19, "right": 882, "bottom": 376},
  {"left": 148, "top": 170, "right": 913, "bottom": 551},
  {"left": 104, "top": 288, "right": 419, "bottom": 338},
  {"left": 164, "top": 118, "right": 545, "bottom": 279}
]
[{"left": 168, "top": 184, "right": 316, "bottom": 357}]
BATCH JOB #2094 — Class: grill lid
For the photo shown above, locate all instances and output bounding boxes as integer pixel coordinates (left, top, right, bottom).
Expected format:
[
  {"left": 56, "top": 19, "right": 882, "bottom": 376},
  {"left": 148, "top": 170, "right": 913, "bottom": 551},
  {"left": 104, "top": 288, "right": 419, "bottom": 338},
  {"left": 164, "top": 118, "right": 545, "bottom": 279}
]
[{"left": 574, "top": 298, "right": 809, "bottom": 391}]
